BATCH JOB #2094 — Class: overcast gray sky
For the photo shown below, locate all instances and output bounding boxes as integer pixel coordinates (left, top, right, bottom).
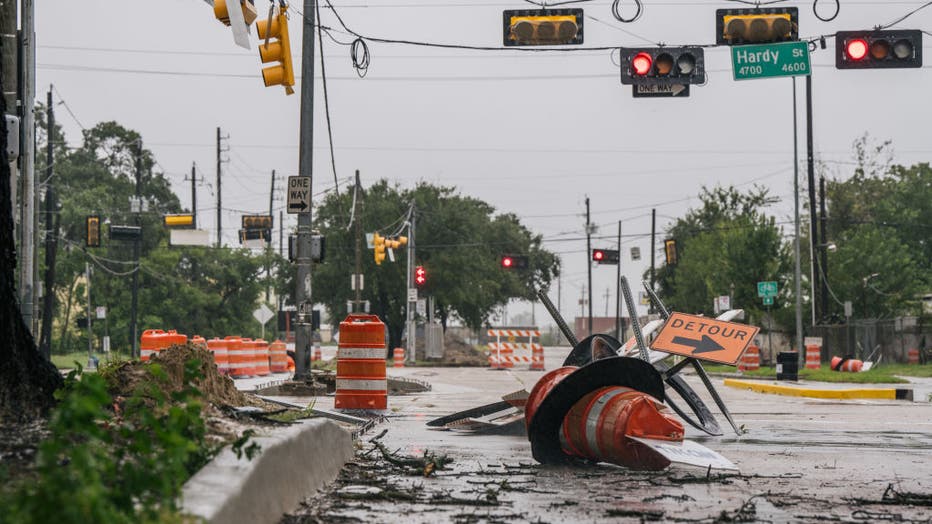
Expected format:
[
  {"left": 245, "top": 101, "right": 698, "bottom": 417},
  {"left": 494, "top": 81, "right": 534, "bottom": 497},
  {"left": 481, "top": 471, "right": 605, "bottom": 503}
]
[{"left": 36, "top": 0, "right": 932, "bottom": 326}]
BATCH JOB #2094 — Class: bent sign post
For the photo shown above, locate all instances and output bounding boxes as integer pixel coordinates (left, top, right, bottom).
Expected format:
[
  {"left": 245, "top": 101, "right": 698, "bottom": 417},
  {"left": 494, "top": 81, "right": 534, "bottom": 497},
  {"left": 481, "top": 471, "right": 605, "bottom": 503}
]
[{"left": 651, "top": 312, "right": 760, "bottom": 365}]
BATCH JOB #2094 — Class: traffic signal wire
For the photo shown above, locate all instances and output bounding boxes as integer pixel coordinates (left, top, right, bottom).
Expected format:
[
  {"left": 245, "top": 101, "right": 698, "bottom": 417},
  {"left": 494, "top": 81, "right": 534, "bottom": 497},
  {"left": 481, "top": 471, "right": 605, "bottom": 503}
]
[{"left": 315, "top": 0, "right": 343, "bottom": 197}]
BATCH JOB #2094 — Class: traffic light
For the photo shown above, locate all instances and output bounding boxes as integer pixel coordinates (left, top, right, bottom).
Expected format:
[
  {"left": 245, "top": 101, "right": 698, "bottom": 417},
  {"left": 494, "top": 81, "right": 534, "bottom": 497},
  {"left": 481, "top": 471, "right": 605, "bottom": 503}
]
[
  {"left": 241, "top": 215, "right": 273, "bottom": 230},
  {"left": 716, "top": 8, "right": 798, "bottom": 45},
  {"left": 620, "top": 47, "right": 705, "bottom": 85},
  {"left": 664, "top": 239, "right": 678, "bottom": 266},
  {"left": 163, "top": 214, "right": 194, "bottom": 229},
  {"left": 256, "top": 4, "right": 295, "bottom": 95},
  {"left": 836, "top": 30, "right": 922, "bottom": 69},
  {"left": 373, "top": 233, "right": 386, "bottom": 265},
  {"left": 503, "top": 8, "right": 583, "bottom": 46},
  {"left": 415, "top": 266, "right": 427, "bottom": 287},
  {"left": 110, "top": 225, "right": 142, "bottom": 242},
  {"left": 501, "top": 254, "right": 529, "bottom": 269},
  {"left": 86, "top": 215, "right": 100, "bottom": 248},
  {"left": 214, "top": 0, "right": 257, "bottom": 27},
  {"left": 239, "top": 228, "right": 271, "bottom": 244},
  {"left": 591, "top": 248, "right": 620, "bottom": 265}
]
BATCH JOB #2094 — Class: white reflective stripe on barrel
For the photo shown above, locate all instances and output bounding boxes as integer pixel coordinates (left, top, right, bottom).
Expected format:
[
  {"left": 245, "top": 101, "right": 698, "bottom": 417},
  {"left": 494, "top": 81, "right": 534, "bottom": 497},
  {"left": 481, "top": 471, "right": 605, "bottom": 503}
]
[
  {"left": 338, "top": 347, "right": 385, "bottom": 359},
  {"left": 336, "top": 378, "right": 387, "bottom": 391},
  {"left": 141, "top": 349, "right": 155, "bottom": 357},
  {"left": 584, "top": 388, "right": 627, "bottom": 457}
]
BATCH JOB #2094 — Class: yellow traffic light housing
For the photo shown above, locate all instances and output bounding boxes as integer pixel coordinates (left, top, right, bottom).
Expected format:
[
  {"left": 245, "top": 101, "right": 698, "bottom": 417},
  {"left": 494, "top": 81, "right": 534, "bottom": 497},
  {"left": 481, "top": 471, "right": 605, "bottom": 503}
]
[
  {"left": 163, "top": 214, "right": 195, "bottom": 229},
  {"left": 373, "top": 233, "right": 386, "bottom": 265},
  {"left": 86, "top": 215, "right": 100, "bottom": 248},
  {"left": 256, "top": 5, "right": 295, "bottom": 95},
  {"left": 716, "top": 8, "right": 798, "bottom": 45},
  {"left": 241, "top": 214, "right": 273, "bottom": 230},
  {"left": 664, "top": 239, "right": 678, "bottom": 266},
  {"left": 503, "top": 9, "right": 583, "bottom": 46},
  {"left": 396, "top": 236, "right": 408, "bottom": 246},
  {"left": 214, "top": 0, "right": 258, "bottom": 27}
]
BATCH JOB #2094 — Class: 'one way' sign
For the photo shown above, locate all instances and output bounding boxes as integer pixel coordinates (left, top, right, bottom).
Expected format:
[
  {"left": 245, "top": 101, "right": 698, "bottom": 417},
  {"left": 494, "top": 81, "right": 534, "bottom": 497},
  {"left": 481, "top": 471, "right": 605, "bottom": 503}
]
[{"left": 287, "top": 176, "right": 310, "bottom": 214}]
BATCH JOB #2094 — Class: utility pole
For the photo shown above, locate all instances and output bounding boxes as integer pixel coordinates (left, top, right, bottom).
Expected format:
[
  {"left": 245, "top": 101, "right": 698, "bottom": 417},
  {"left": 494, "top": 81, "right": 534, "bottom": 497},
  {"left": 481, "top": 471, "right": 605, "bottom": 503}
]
[
  {"left": 792, "top": 78, "right": 804, "bottom": 355},
  {"left": 603, "top": 287, "right": 610, "bottom": 317},
  {"left": 86, "top": 262, "right": 92, "bottom": 367},
  {"left": 585, "top": 196, "right": 592, "bottom": 336},
  {"left": 293, "top": 0, "right": 317, "bottom": 378},
  {"left": 405, "top": 203, "right": 416, "bottom": 362},
  {"left": 819, "top": 175, "right": 829, "bottom": 320},
  {"left": 129, "top": 142, "right": 142, "bottom": 358},
  {"left": 39, "top": 86, "right": 56, "bottom": 360},
  {"left": 557, "top": 275, "right": 562, "bottom": 345},
  {"left": 615, "top": 220, "right": 622, "bottom": 339},
  {"left": 190, "top": 163, "right": 197, "bottom": 227},
  {"left": 216, "top": 127, "right": 222, "bottom": 247},
  {"left": 806, "top": 75, "right": 819, "bottom": 327},
  {"left": 266, "top": 169, "right": 275, "bottom": 302},
  {"left": 650, "top": 208, "right": 656, "bottom": 313},
  {"left": 353, "top": 171, "right": 362, "bottom": 309}
]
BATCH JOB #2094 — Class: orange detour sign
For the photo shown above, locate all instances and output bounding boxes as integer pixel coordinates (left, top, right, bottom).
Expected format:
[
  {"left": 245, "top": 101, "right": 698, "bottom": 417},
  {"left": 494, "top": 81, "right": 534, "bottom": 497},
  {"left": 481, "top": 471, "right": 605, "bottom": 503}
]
[{"left": 650, "top": 312, "right": 759, "bottom": 366}]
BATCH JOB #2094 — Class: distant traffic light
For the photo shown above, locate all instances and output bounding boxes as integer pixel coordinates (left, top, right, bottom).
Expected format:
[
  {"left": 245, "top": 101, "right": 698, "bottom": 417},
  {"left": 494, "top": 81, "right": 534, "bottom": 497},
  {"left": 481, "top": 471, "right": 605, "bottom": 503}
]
[
  {"left": 213, "top": 0, "right": 258, "bottom": 27},
  {"left": 716, "top": 7, "right": 798, "bottom": 45},
  {"left": 664, "top": 239, "right": 678, "bottom": 266},
  {"left": 373, "top": 233, "right": 386, "bottom": 265},
  {"left": 592, "top": 248, "right": 620, "bottom": 265},
  {"left": 163, "top": 214, "right": 194, "bottom": 229},
  {"left": 241, "top": 214, "right": 273, "bottom": 230},
  {"left": 86, "top": 215, "right": 100, "bottom": 248},
  {"left": 256, "top": 4, "right": 295, "bottom": 95},
  {"left": 110, "top": 225, "right": 142, "bottom": 242},
  {"left": 619, "top": 47, "right": 705, "bottom": 85},
  {"left": 835, "top": 30, "right": 922, "bottom": 69},
  {"left": 239, "top": 228, "right": 270, "bottom": 244},
  {"left": 501, "top": 254, "right": 529, "bottom": 269},
  {"left": 415, "top": 266, "right": 427, "bottom": 287},
  {"left": 503, "top": 8, "right": 583, "bottom": 46}
]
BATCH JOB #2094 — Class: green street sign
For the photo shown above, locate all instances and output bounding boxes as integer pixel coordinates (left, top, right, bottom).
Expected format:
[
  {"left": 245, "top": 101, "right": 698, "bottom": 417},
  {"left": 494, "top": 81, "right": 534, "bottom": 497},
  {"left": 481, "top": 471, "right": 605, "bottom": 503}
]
[
  {"left": 762, "top": 296, "right": 774, "bottom": 306},
  {"left": 757, "top": 281, "right": 778, "bottom": 298},
  {"left": 731, "top": 41, "right": 811, "bottom": 81}
]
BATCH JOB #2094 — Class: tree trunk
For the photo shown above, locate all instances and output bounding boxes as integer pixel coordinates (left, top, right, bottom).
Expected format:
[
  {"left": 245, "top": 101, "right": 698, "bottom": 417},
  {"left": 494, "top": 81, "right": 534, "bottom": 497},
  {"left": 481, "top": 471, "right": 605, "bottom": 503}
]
[
  {"left": 57, "top": 275, "right": 79, "bottom": 354},
  {"left": 0, "top": 59, "right": 63, "bottom": 422}
]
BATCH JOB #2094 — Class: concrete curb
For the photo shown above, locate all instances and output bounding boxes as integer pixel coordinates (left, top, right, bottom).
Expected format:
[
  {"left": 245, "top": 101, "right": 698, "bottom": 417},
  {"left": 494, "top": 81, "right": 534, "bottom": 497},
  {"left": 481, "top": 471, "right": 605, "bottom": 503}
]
[
  {"left": 181, "top": 418, "right": 354, "bottom": 524},
  {"left": 724, "top": 378, "right": 913, "bottom": 401}
]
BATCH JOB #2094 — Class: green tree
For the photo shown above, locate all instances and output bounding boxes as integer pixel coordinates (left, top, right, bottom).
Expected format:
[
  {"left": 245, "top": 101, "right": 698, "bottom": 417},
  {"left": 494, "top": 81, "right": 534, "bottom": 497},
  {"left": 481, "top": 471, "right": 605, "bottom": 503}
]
[{"left": 307, "top": 180, "right": 559, "bottom": 350}]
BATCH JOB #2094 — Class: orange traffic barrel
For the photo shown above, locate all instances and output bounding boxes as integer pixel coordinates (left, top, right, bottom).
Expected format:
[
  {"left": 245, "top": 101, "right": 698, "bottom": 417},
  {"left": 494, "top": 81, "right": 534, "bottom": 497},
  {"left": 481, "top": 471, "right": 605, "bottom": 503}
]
[
  {"left": 207, "top": 337, "right": 230, "bottom": 375},
  {"left": 253, "top": 339, "right": 271, "bottom": 376},
  {"left": 559, "top": 385, "right": 684, "bottom": 471},
  {"left": 738, "top": 345, "right": 760, "bottom": 372},
  {"left": 335, "top": 314, "right": 387, "bottom": 411},
  {"left": 831, "top": 356, "right": 863, "bottom": 372},
  {"left": 525, "top": 366, "right": 578, "bottom": 427},
  {"left": 530, "top": 343, "right": 545, "bottom": 371},
  {"left": 393, "top": 348, "right": 405, "bottom": 368},
  {"left": 239, "top": 338, "right": 257, "bottom": 376},
  {"left": 312, "top": 344, "right": 322, "bottom": 362},
  {"left": 166, "top": 329, "right": 188, "bottom": 349},
  {"left": 191, "top": 335, "right": 208, "bottom": 351},
  {"left": 269, "top": 340, "right": 288, "bottom": 373},
  {"left": 908, "top": 348, "right": 920, "bottom": 365},
  {"left": 225, "top": 336, "right": 248, "bottom": 378},
  {"left": 286, "top": 355, "right": 295, "bottom": 373},
  {"left": 140, "top": 329, "right": 166, "bottom": 362},
  {"left": 805, "top": 345, "right": 821, "bottom": 369}
]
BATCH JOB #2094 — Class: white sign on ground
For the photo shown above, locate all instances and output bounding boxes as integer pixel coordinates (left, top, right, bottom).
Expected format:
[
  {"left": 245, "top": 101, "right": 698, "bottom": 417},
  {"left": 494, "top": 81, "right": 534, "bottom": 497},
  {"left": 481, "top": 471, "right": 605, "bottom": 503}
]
[{"left": 629, "top": 436, "right": 738, "bottom": 471}]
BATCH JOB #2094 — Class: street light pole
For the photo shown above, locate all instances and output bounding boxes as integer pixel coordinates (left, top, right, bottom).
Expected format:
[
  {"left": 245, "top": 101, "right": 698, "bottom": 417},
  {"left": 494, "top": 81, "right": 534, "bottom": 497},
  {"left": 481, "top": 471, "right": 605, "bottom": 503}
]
[{"left": 792, "top": 78, "right": 804, "bottom": 356}]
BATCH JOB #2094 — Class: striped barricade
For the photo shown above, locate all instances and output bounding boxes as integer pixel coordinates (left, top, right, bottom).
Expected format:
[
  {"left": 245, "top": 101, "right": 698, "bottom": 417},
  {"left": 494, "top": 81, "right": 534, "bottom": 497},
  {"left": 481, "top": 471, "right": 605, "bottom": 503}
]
[{"left": 335, "top": 314, "right": 388, "bottom": 411}]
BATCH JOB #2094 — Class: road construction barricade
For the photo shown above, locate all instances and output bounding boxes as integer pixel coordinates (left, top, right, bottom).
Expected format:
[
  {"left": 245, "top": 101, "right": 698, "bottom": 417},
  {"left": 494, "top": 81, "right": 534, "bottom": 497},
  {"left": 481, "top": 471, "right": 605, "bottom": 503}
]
[
  {"left": 312, "top": 343, "right": 322, "bottom": 362},
  {"left": 253, "top": 339, "right": 271, "bottom": 376},
  {"left": 805, "top": 344, "right": 821, "bottom": 370},
  {"left": 738, "top": 345, "right": 760, "bottom": 372},
  {"left": 191, "top": 335, "right": 207, "bottom": 351},
  {"left": 269, "top": 340, "right": 288, "bottom": 373},
  {"left": 908, "top": 348, "right": 920, "bottom": 365},
  {"left": 206, "top": 337, "right": 230, "bottom": 375},
  {"left": 225, "top": 336, "right": 249, "bottom": 378},
  {"left": 531, "top": 343, "right": 545, "bottom": 370},
  {"left": 487, "top": 328, "right": 540, "bottom": 370},
  {"left": 166, "top": 330, "right": 187, "bottom": 349},
  {"left": 335, "top": 314, "right": 387, "bottom": 411},
  {"left": 140, "top": 329, "right": 167, "bottom": 362},
  {"left": 831, "top": 356, "right": 863, "bottom": 372},
  {"left": 240, "top": 338, "right": 258, "bottom": 377},
  {"left": 393, "top": 348, "right": 405, "bottom": 368}
]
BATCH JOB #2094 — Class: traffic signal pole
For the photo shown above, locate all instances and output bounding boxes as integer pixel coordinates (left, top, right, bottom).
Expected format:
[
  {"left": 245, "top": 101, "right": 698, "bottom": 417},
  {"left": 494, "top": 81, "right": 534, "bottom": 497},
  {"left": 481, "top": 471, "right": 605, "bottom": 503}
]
[
  {"left": 293, "top": 0, "right": 317, "bottom": 378},
  {"left": 406, "top": 203, "right": 416, "bottom": 363},
  {"left": 585, "top": 197, "right": 592, "bottom": 336},
  {"left": 130, "top": 143, "right": 141, "bottom": 358},
  {"left": 806, "top": 75, "right": 819, "bottom": 327}
]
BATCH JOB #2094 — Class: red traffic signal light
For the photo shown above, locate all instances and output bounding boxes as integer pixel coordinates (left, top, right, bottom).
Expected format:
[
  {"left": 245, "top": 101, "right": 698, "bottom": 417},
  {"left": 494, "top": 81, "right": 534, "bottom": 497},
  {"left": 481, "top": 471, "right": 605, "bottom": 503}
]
[
  {"left": 503, "top": 8, "right": 583, "bottom": 46},
  {"left": 836, "top": 30, "right": 922, "bottom": 69},
  {"left": 716, "top": 7, "right": 798, "bottom": 45},
  {"left": 620, "top": 47, "right": 705, "bottom": 85},
  {"left": 500, "top": 254, "right": 529, "bottom": 269},
  {"left": 591, "top": 248, "right": 620, "bottom": 265},
  {"left": 415, "top": 265, "right": 427, "bottom": 287}
]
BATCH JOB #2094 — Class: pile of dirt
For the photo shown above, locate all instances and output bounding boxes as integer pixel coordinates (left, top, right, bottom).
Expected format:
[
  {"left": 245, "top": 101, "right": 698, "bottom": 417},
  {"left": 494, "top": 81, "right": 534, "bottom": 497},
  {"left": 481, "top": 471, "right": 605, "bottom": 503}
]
[
  {"left": 439, "top": 331, "right": 488, "bottom": 366},
  {"left": 101, "top": 343, "right": 250, "bottom": 408}
]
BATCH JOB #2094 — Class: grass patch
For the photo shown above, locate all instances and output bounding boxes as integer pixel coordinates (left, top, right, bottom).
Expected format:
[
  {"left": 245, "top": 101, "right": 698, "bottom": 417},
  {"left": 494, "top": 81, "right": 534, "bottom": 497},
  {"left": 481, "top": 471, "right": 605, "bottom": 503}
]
[
  {"left": 699, "top": 363, "right": 910, "bottom": 384},
  {"left": 875, "top": 363, "right": 932, "bottom": 378},
  {"left": 50, "top": 351, "right": 131, "bottom": 370}
]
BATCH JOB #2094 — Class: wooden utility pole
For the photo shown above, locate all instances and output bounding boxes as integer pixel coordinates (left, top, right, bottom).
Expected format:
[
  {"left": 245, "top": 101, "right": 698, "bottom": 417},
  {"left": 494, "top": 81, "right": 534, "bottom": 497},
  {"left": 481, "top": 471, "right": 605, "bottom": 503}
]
[
  {"left": 353, "top": 171, "right": 362, "bottom": 308},
  {"left": 38, "top": 87, "right": 56, "bottom": 360}
]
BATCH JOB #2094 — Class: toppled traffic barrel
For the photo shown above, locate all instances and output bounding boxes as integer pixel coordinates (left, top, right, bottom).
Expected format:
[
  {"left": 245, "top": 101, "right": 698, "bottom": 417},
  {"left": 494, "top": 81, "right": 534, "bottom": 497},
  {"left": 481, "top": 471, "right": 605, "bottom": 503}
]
[
  {"left": 525, "top": 356, "right": 681, "bottom": 470},
  {"left": 335, "top": 314, "right": 387, "bottom": 411}
]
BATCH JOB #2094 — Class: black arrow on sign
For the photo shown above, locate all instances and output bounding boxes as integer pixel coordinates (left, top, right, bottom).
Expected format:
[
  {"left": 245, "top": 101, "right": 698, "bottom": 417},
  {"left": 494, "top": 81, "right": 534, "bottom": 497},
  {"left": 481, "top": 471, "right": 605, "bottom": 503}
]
[
  {"left": 289, "top": 201, "right": 308, "bottom": 212},
  {"left": 672, "top": 335, "right": 725, "bottom": 354}
]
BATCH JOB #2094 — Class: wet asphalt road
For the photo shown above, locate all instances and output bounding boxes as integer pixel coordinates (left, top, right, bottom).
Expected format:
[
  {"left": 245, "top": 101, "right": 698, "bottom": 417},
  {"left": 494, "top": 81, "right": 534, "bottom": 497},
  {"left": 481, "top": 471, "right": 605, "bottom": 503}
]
[{"left": 243, "top": 347, "right": 932, "bottom": 523}]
